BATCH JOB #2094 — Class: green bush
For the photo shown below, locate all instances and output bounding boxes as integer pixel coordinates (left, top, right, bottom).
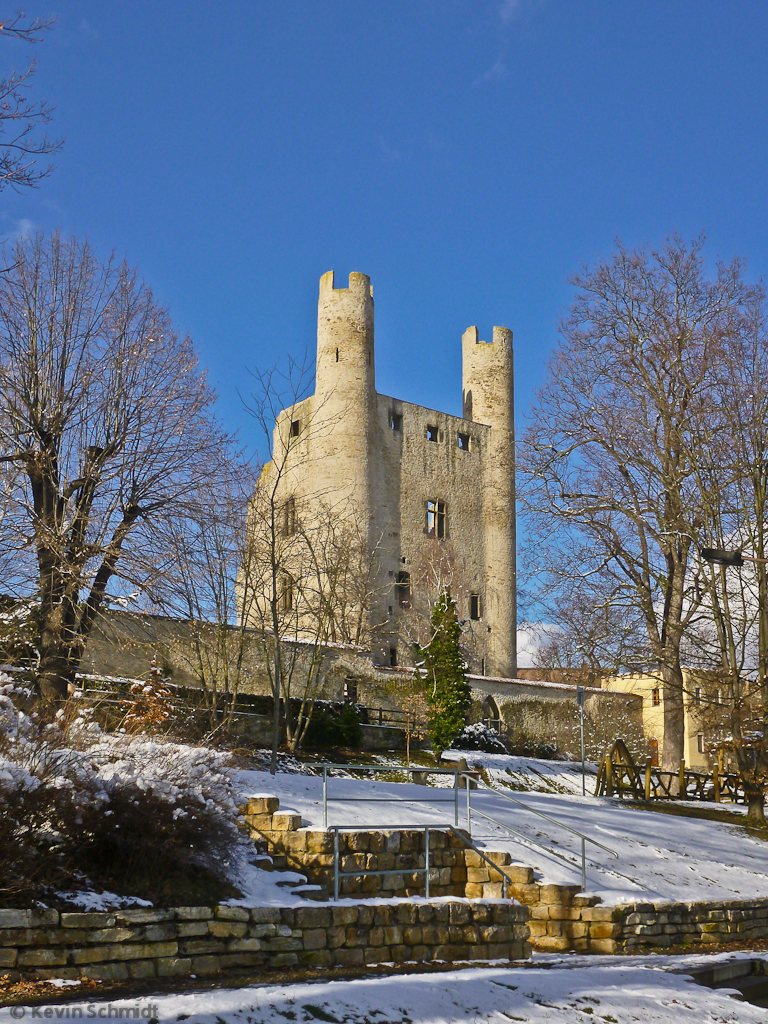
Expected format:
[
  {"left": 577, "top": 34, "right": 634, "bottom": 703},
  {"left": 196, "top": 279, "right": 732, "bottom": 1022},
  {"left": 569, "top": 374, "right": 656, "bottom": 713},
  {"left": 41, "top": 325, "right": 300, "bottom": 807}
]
[{"left": 302, "top": 700, "right": 362, "bottom": 749}]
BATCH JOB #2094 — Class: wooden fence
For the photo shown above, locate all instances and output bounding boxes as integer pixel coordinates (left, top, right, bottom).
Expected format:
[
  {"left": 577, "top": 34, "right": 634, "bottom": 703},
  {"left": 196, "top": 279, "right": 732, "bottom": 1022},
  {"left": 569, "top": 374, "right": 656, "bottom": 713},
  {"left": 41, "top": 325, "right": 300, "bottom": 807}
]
[{"left": 595, "top": 738, "right": 744, "bottom": 804}]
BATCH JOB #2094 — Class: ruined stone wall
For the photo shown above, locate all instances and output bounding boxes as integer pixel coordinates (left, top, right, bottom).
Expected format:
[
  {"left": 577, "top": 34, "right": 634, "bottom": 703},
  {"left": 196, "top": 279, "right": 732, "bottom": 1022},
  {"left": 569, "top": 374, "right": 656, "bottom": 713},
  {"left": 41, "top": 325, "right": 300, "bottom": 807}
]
[
  {"left": 499, "top": 692, "right": 647, "bottom": 761},
  {"left": 239, "top": 271, "right": 517, "bottom": 678},
  {"left": 373, "top": 394, "right": 492, "bottom": 670},
  {"left": 0, "top": 902, "right": 530, "bottom": 983}
]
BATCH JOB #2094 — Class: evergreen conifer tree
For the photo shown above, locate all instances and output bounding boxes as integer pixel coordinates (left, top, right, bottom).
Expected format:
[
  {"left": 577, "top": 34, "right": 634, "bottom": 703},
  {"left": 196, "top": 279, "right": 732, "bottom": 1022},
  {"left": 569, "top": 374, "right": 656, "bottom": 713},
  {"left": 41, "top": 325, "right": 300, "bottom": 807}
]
[{"left": 418, "top": 590, "right": 471, "bottom": 757}]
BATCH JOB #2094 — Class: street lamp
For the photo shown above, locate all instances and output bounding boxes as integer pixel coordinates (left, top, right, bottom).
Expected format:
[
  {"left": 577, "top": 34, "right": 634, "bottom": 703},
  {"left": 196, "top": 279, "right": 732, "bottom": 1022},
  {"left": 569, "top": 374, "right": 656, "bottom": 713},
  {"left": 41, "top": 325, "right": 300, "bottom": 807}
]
[{"left": 700, "top": 547, "right": 768, "bottom": 567}]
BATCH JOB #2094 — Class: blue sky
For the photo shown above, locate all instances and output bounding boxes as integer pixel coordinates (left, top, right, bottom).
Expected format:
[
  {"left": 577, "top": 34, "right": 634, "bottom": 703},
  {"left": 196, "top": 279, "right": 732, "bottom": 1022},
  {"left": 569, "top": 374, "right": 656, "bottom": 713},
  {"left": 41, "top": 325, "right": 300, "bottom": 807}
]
[{"left": 4, "top": 0, "right": 768, "bottom": 453}]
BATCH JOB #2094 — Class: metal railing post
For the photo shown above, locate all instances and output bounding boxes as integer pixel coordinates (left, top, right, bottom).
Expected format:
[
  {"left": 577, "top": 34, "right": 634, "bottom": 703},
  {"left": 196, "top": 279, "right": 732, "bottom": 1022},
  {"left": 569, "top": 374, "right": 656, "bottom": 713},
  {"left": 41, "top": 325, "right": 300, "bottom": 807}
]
[
  {"left": 333, "top": 828, "right": 339, "bottom": 901},
  {"left": 466, "top": 777, "right": 471, "bottom": 834},
  {"left": 424, "top": 826, "right": 430, "bottom": 899},
  {"left": 581, "top": 836, "right": 586, "bottom": 892},
  {"left": 454, "top": 771, "right": 459, "bottom": 826},
  {"left": 323, "top": 766, "right": 328, "bottom": 830}
]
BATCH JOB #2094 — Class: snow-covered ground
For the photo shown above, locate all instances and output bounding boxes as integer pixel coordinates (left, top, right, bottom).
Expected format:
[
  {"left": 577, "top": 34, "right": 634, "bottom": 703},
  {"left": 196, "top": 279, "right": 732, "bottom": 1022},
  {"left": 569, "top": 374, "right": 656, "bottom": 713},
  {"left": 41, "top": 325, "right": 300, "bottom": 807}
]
[
  {"left": 6, "top": 954, "right": 767, "bottom": 1023},
  {"left": 236, "top": 754, "right": 768, "bottom": 905}
]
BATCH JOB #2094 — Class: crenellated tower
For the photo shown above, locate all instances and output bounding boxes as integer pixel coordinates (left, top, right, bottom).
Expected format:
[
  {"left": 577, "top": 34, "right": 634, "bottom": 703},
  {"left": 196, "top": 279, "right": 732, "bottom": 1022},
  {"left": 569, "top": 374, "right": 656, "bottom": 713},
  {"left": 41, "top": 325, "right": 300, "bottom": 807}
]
[
  {"left": 313, "top": 271, "right": 377, "bottom": 548},
  {"left": 462, "top": 326, "right": 517, "bottom": 678}
]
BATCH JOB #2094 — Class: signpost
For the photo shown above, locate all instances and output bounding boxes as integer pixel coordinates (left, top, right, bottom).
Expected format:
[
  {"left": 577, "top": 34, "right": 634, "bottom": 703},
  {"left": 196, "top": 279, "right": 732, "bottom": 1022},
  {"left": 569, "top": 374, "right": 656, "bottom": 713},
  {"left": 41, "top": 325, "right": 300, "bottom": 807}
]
[{"left": 576, "top": 686, "right": 586, "bottom": 795}]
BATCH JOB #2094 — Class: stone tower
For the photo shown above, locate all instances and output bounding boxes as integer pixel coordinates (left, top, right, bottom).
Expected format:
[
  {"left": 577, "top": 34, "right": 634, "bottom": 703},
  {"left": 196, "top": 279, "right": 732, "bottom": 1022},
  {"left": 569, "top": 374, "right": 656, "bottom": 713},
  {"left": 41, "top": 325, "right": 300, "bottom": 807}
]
[
  {"left": 313, "top": 271, "right": 377, "bottom": 549},
  {"left": 242, "top": 271, "right": 518, "bottom": 680},
  {"left": 462, "top": 326, "right": 517, "bottom": 678}
]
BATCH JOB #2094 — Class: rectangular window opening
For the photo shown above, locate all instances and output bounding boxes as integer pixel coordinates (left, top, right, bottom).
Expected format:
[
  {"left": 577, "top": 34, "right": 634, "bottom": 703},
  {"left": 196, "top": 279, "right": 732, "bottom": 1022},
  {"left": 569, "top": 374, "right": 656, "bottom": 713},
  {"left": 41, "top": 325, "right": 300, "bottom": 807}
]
[
  {"left": 470, "top": 594, "right": 480, "bottom": 620},
  {"left": 697, "top": 733, "right": 704, "bottom": 754},
  {"left": 458, "top": 432, "right": 470, "bottom": 451},
  {"left": 426, "top": 499, "right": 446, "bottom": 539},
  {"left": 426, "top": 424, "right": 439, "bottom": 442},
  {"left": 651, "top": 687, "right": 661, "bottom": 707},
  {"left": 389, "top": 646, "right": 397, "bottom": 667},
  {"left": 693, "top": 686, "right": 701, "bottom": 707},
  {"left": 390, "top": 412, "right": 403, "bottom": 431},
  {"left": 396, "top": 571, "right": 411, "bottom": 609},
  {"left": 281, "top": 577, "right": 294, "bottom": 612},
  {"left": 343, "top": 678, "right": 358, "bottom": 703},
  {"left": 290, "top": 419, "right": 301, "bottom": 439},
  {"left": 283, "top": 496, "right": 296, "bottom": 536}
]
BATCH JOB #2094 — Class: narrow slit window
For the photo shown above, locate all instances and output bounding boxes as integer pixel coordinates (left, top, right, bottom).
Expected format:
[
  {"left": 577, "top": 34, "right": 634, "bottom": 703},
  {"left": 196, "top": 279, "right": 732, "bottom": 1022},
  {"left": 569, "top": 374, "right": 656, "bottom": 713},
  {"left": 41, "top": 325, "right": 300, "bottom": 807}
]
[
  {"left": 389, "top": 646, "right": 397, "bottom": 667},
  {"left": 458, "top": 432, "right": 470, "bottom": 451},
  {"left": 697, "top": 733, "right": 704, "bottom": 754},
  {"left": 651, "top": 687, "right": 661, "bottom": 707},
  {"left": 283, "top": 496, "right": 297, "bottom": 536},
  {"left": 290, "top": 419, "right": 301, "bottom": 439},
  {"left": 390, "top": 412, "right": 403, "bottom": 431},
  {"left": 470, "top": 594, "right": 480, "bottom": 620},
  {"left": 426, "top": 424, "right": 439, "bottom": 442},
  {"left": 693, "top": 686, "right": 701, "bottom": 707},
  {"left": 335, "top": 348, "right": 339, "bottom": 362},
  {"left": 426, "top": 499, "right": 446, "bottom": 538},
  {"left": 281, "top": 576, "right": 294, "bottom": 612}
]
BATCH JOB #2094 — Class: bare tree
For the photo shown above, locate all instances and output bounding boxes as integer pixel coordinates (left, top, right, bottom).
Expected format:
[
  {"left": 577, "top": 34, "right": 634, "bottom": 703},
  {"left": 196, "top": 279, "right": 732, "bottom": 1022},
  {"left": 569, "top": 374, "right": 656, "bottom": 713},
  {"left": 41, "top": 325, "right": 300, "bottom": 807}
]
[
  {"left": 398, "top": 539, "right": 481, "bottom": 670},
  {"left": 157, "top": 456, "right": 260, "bottom": 736},
  {"left": 240, "top": 357, "right": 383, "bottom": 768},
  {"left": 521, "top": 236, "right": 754, "bottom": 770},
  {"left": 0, "top": 231, "right": 232, "bottom": 702},
  {"left": 0, "top": 12, "right": 60, "bottom": 192}
]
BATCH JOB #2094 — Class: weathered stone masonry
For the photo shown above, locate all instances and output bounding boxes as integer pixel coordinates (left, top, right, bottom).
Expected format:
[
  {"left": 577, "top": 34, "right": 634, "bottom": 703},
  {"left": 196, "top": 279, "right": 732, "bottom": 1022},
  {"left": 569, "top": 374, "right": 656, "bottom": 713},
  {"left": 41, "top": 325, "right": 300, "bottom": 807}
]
[
  {"left": 240, "top": 272, "right": 517, "bottom": 678},
  {"left": 0, "top": 902, "right": 530, "bottom": 983}
]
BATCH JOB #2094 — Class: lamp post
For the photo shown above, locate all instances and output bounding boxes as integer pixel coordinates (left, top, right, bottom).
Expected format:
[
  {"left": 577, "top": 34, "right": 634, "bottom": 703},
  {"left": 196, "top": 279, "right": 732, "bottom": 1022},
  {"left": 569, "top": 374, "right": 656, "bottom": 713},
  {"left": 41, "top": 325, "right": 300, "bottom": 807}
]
[
  {"left": 576, "top": 685, "right": 586, "bottom": 795},
  {"left": 700, "top": 546, "right": 768, "bottom": 821}
]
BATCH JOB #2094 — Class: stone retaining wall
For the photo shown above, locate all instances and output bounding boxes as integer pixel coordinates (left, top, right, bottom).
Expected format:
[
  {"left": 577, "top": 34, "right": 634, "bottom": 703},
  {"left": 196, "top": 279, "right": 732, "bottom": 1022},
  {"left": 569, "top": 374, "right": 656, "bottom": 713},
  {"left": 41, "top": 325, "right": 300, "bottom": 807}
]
[
  {"left": 0, "top": 901, "right": 530, "bottom": 983},
  {"left": 528, "top": 896, "right": 768, "bottom": 953}
]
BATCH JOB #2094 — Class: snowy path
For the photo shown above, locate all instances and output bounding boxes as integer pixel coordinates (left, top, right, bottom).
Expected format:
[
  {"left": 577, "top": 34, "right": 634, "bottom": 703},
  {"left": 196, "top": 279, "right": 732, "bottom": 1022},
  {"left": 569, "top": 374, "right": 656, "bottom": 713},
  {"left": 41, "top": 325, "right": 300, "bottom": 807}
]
[
  {"left": 6, "top": 955, "right": 766, "bottom": 1023},
  {"left": 236, "top": 764, "right": 768, "bottom": 905}
]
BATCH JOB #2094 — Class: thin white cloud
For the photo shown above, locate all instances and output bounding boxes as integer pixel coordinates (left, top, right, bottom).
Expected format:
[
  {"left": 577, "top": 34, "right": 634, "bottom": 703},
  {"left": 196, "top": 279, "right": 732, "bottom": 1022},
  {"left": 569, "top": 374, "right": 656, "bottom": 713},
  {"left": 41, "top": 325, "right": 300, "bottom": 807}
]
[
  {"left": 10, "top": 218, "right": 36, "bottom": 241},
  {"left": 498, "top": 0, "right": 547, "bottom": 24},
  {"left": 375, "top": 136, "right": 401, "bottom": 162},
  {"left": 481, "top": 58, "right": 509, "bottom": 83},
  {"left": 499, "top": 0, "right": 524, "bottom": 21},
  {"left": 78, "top": 19, "right": 98, "bottom": 40},
  {"left": 517, "top": 625, "right": 544, "bottom": 668}
]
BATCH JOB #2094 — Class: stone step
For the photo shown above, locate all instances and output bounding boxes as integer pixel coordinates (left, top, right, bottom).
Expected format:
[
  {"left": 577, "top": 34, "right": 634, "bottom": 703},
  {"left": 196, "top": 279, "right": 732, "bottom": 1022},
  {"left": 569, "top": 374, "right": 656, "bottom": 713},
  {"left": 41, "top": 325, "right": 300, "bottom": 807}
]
[{"left": 292, "top": 884, "right": 329, "bottom": 901}]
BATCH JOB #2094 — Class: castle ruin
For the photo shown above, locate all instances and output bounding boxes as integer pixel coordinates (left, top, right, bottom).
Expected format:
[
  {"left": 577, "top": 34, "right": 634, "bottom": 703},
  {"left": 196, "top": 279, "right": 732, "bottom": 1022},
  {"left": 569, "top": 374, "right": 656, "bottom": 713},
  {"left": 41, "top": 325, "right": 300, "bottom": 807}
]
[{"left": 241, "top": 271, "right": 517, "bottom": 679}]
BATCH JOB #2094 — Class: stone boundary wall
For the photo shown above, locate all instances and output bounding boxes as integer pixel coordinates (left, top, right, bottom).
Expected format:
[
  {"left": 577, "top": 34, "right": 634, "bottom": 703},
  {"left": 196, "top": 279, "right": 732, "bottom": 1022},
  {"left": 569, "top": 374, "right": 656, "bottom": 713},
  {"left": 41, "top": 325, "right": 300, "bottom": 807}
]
[
  {"left": 0, "top": 901, "right": 530, "bottom": 984},
  {"left": 528, "top": 896, "right": 768, "bottom": 953}
]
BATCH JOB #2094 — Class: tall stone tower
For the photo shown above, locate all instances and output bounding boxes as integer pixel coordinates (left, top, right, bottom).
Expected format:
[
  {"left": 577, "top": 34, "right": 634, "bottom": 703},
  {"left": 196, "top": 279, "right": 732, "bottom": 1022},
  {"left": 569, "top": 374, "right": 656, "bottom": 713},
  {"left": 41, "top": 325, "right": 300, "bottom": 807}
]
[
  {"left": 242, "top": 271, "right": 518, "bottom": 680},
  {"left": 313, "top": 271, "right": 377, "bottom": 547},
  {"left": 462, "top": 326, "right": 517, "bottom": 678}
]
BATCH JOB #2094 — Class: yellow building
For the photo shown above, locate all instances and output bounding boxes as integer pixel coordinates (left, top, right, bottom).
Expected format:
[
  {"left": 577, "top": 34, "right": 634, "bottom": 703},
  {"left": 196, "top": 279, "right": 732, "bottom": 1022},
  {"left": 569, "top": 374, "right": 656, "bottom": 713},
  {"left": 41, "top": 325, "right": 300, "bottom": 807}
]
[{"left": 601, "top": 670, "right": 726, "bottom": 770}]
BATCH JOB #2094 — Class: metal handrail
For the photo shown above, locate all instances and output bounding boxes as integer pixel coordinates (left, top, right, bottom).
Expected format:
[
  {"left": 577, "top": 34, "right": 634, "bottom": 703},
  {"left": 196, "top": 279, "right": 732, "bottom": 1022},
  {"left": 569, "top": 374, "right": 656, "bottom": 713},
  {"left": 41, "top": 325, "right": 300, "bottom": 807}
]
[
  {"left": 461, "top": 772, "right": 618, "bottom": 891},
  {"left": 446, "top": 825, "right": 520, "bottom": 899},
  {"left": 322, "top": 763, "right": 464, "bottom": 829},
  {"left": 463, "top": 773, "right": 617, "bottom": 855},
  {"left": 328, "top": 821, "right": 521, "bottom": 901},
  {"left": 318, "top": 761, "right": 619, "bottom": 894}
]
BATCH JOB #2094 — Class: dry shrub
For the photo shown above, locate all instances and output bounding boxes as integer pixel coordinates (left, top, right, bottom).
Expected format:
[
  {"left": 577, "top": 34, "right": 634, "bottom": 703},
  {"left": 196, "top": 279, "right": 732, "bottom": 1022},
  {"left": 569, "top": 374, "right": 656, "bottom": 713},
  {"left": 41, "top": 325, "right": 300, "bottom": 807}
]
[{"left": 0, "top": 675, "right": 241, "bottom": 903}]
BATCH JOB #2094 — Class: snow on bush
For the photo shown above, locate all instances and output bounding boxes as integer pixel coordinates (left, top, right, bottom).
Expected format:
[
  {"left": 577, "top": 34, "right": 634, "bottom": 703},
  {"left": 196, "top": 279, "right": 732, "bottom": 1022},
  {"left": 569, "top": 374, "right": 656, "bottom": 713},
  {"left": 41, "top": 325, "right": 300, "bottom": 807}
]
[
  {"left": 0, "top": 675, "right": 242, "bottom": 900},
  {"left": 454, "top": 722, "right": 508, "bottom": 753}
]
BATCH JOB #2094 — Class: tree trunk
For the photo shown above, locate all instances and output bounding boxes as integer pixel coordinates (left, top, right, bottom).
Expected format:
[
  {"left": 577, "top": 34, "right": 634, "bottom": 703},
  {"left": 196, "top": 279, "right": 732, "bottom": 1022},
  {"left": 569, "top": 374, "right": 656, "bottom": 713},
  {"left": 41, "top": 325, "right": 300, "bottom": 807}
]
[
  {"left": 745, "top": 781, "right": 766, "bottom": 824},
  {"left": 661, "top": 662, "right": 685, "bottom": 775}
]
